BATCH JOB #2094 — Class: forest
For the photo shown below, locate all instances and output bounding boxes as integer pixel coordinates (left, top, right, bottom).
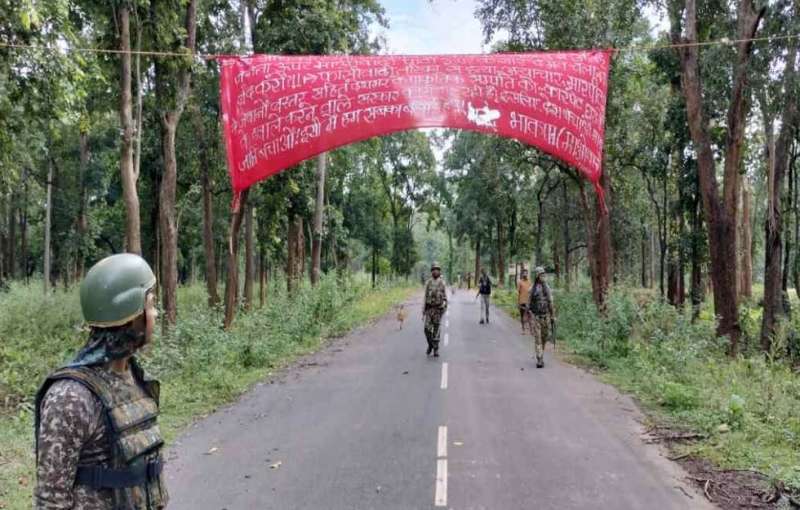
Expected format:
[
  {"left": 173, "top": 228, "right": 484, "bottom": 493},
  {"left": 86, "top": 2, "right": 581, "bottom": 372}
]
[{"left": 1, "top": 0, "right": 800, "bottom": 508}]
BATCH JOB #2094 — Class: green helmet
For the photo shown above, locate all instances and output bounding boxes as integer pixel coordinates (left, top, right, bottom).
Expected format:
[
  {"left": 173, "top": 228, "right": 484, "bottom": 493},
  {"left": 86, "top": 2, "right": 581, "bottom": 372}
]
[
  {"left": 431, "top": 262, "right": 442, "bottom": 270},
  {"left": 80, "top": 254, "right": 156, "bottom": 327}
]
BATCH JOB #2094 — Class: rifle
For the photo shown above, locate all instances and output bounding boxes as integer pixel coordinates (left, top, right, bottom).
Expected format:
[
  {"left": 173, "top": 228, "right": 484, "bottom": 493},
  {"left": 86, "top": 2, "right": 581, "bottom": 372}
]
[{"left": 550, "top": 316, "right": 557, "bottom": 347}]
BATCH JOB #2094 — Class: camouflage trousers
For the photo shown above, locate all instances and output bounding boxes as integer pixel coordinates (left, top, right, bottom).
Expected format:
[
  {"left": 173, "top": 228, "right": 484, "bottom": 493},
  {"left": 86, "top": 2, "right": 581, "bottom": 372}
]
[
  {"left": 531, "top": 314, "right": 551, "bottom": 360},
  {"left": 424, "top": 310, "right": 444, "bottom": 350}
]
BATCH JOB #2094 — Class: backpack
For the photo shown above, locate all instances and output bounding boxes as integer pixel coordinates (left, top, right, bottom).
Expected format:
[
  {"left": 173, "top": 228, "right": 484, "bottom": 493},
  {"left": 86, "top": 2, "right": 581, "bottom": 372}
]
[{"left": 479, "top": 276, "right": 492, "bottom": 295}]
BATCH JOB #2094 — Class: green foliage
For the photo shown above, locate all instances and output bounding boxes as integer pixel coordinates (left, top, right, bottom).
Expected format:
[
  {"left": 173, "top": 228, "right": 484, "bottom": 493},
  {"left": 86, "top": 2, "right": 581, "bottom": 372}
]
[{"left": 0, "top": 276, "right": 415, "bottom": 509}]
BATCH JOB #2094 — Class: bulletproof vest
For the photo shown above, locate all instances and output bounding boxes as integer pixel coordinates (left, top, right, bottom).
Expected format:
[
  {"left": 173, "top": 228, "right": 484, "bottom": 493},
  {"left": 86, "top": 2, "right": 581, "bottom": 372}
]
[
  {"left": 530, "top": 283, "right": 551, "bottom": 316},
  {"left": 35, "top": 361, "right": 167, "bottom": 510},
  {"left": 425, "top": 278, "right": 446, "bottom": 308},
  {"left": 479, "top": 276, "right": 491, "bottom": 295}
]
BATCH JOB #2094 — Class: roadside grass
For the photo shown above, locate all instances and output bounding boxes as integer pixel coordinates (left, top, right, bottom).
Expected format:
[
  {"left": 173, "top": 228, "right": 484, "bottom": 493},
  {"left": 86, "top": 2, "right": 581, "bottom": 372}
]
[
  {"left": 494, "top": 285, "right": 800, "bottom": 492},
  {"left": 0, "top": 275, "right": 417, "bottom": 510}
]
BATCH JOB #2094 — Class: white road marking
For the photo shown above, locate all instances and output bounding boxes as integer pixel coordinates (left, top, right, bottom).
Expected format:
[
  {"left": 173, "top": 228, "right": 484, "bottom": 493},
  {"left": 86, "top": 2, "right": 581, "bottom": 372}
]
[
  {"left": 446, "top": 319, "right": 449, "bottom": 328},
  {"left": 437, "top": 425, "right": 448, "bottom": 457},
  {"left": 435, "top": 459, "right": 448, "bottom": 507},
  {"left": 444, "top": 333, "right": 449, "bottom": 347},
  {"left": 440, "top": 363, "right": 448, "bottom": 390}
]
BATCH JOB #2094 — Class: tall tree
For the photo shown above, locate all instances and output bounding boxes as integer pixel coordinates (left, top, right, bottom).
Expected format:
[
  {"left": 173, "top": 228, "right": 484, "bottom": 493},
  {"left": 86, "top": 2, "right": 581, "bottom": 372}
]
[
  {"left": 153, "top": 0, "right": 198, "bottom": 327},
  {"left": 669, "top": 0, "right": 765, "bottom": 354},
  {"left": 311, "top": 153, "right": 327, "bottom": 286},
  {"left": 118, "top": 3, "right": 141, "bottom": 255},
  {"left": 760, "top": 27, "right": 799, "bottom": 351}
]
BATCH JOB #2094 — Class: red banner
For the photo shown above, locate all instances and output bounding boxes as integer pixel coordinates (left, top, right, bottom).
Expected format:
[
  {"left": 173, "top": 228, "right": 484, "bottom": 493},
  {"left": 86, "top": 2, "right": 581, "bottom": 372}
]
[{"left": 219, "top": 51, "right": 612, "bottom": 201}]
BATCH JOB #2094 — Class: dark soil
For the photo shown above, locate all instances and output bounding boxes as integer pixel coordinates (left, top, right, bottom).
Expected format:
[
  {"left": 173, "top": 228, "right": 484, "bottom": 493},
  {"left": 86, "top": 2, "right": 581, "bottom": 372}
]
[{"left": 677, "top": 456, "right": 798, "bottom": 509}]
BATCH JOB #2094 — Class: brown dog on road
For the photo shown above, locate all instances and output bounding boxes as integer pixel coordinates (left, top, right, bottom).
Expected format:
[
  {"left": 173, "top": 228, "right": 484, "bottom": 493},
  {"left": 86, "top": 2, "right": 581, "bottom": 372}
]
[{"left": 396, "top": 304, "right": 407, "bottom": 330}]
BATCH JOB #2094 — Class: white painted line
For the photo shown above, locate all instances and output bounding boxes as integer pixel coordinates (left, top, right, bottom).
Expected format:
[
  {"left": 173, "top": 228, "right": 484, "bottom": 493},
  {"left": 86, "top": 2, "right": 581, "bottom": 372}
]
[
  {"left": 446, "top": 319, "right": 449, "bottom": 328},
  {"left": 435, "top": 459, "right": 448, "bottom": 507},
  {"left": 444, "top": 333, "right": 449, "bottom": 347},
  {"left": 440, "top": 363, "right": 448, "bottom": 390},
  {"left": 437, "top": 425, "right": 448, "bottom": 457}
]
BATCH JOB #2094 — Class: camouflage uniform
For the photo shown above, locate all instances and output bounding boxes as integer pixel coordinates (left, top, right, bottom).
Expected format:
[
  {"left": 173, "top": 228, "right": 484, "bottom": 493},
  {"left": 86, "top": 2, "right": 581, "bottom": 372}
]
[
  {"left": 35, "top": 360, "right": 168, "bottom": 510},
  {"left": 528, "top": 280, "right": 554, "bottom": 365},
  {"left": 424, "top": 277, "right": 448, "bottom": 355},
  {"left": 35, "top": 379, "right": 113, "bottom": 509}
]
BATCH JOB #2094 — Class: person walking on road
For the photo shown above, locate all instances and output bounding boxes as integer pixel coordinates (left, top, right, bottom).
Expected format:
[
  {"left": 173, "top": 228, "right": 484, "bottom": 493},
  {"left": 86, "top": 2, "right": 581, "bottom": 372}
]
[
  {"left": 528, "top": 266, "right": 555, "bottom": 368},
  {"left": 517, "top": 268, "right": 533, "bottom": 333},
  {"left": 423, "top": 262, "right": 448, "bottom": 357},
  {"left": 34, "top": 254, "right": 168, "bottom": 509},
  {"left": 476, "top": 268, "right": 492, "bottom": 324}
]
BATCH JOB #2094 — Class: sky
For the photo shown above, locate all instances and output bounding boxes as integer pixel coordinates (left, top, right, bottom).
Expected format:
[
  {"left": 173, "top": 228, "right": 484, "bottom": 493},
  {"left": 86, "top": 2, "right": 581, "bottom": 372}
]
[
  {"left": 374, "top": 0, "right": 491, "bottom": 55},
  {"left": 374, "top": 0, "right": 668, "bottom": 55}
]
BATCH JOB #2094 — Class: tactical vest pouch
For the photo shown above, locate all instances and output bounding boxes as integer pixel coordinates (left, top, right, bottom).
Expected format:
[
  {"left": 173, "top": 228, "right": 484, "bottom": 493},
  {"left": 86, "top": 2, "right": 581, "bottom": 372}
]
[
  {"left": 76, "top": 458, "right": 163, "bottom": 488},
  {"left": 531, "top": 284, "right": 551, "bottom": 316}
]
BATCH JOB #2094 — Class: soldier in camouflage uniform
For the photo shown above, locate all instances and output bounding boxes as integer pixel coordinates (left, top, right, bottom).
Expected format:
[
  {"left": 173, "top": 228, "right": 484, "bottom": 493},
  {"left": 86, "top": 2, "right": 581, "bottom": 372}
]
[
  {"left": 35, "top": 254, "right": 168, "bottom": 510},
  {"left": 528, "top": 266, "right": 555, "bottom": 368},
  {"left": 423, "top": 262, "right": 448, "bottom": 357}
]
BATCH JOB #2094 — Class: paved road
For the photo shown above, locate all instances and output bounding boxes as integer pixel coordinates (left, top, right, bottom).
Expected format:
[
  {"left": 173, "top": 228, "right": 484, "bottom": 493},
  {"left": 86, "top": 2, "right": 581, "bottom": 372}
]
[{"left": 166, "top": 289, "right": 712, "bottom": 510}]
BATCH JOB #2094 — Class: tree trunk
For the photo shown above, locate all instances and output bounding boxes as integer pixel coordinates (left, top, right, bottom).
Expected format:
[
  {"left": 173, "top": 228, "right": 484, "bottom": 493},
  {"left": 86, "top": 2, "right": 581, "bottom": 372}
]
[
  {"left": 562, "top": 181, "right": 572, "bottom": 289},
  {"left": 690, "top": 194, "right": 705, "bottom": 322},
  {"left": 224, "top": 190, "right": 249, "bottom": 330},
  {"left": 553, "top": 220, "right": 561, "bottom": 282},
  {"left": 7, "top": 192, "right": 15, "bottom": 279},
  {"left": 118, "top": 5, "right": 141, "bottom": 255},
  {"left": 793, "top": 147, "right": 800, "bottom": 295},
  {"left": 150, "top": 166, "right": 161, "bottom": 300},
  {"left": 496, "top": 220, "right": 505, "bottom": 287},
  {"left": 760, "top": 40, "right": 799, "bottom": 351},
  {"left": 243, "top": 204, "right": 254, "bottom": 310},
  {"left": 578, "top": 181, "right": 595, "bottom": 281},
  {"left": 43, "top": 158, "right": 54, "bottom": 294},
  {"left": 535, "top": 200, "right": 544, "bottom": 265},
  {"left": 667, "top": 257, "right": 680, "bottom": 306},
  {"left": 673, "top": 0, "right": 764, "bottom": 354},
  {"left": 447, "top": 231, "right": 454, "bottom": 283},
  {"left": 371, "top": 248, "right": 377, "bottom": 288},
  {"left": 738, "top": 182, "right": 753, "bottom": 299},
  {"left": 133, "top": 21, "right": 143, "bottom": 182},
  {"left": 20, "top": 169, "right": 28, "bottom": 281},
  {"left": 259, "top": 248, "right": 267, "bottom": 308},
  {"left": 677, "top": 182, "right": 686, "bottom": 306},
  {"left": 76, "top": 131, "right": 89, "bottom": 280},
  {"left": 287, "top": 214, "right": 305, "bottom": 293},
  {"left": 783, "top": 168, "right": 793, "bottom": 297},
  {"left": 640, "top": 223, "right": 648, "bottom": 288},
  {"left": 158, "top": 120, "right": 179, "bottom": 327},
  {"left": 0, "top": 202, "right": 5, "bottom": 281},
  {"left": 474, "top": 237, "right": 481, "bottom": 279},
  {"left": 156, "top": 0, "right": 197, "bottom": 328},
  {"left": 311, "top": 153, "right": 326, "bottom": 286},
  {"left": 649, "top": 228, "right": 656, "bottom": 288},
  {"left": 200, "top": 123, "right": 219, "bottom": 307},
  {"left": 590, "top": 170, "right": 612, "bottom": 311}
]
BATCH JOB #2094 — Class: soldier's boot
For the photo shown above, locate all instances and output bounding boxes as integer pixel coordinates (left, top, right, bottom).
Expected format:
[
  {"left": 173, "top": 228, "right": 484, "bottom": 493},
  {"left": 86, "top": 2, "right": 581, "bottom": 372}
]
[
  {"left": 426, "top": 339, "right": 433, "bottom": 356},
  {"left": 536, "top": 356, "right": 544, "bottom": 368}
]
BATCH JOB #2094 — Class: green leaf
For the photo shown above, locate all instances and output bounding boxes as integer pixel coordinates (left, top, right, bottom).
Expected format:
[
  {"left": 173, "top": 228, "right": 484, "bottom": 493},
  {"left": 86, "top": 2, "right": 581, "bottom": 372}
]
[{"left": 20, "top": 10, "right": 30, "bottom": 31}]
